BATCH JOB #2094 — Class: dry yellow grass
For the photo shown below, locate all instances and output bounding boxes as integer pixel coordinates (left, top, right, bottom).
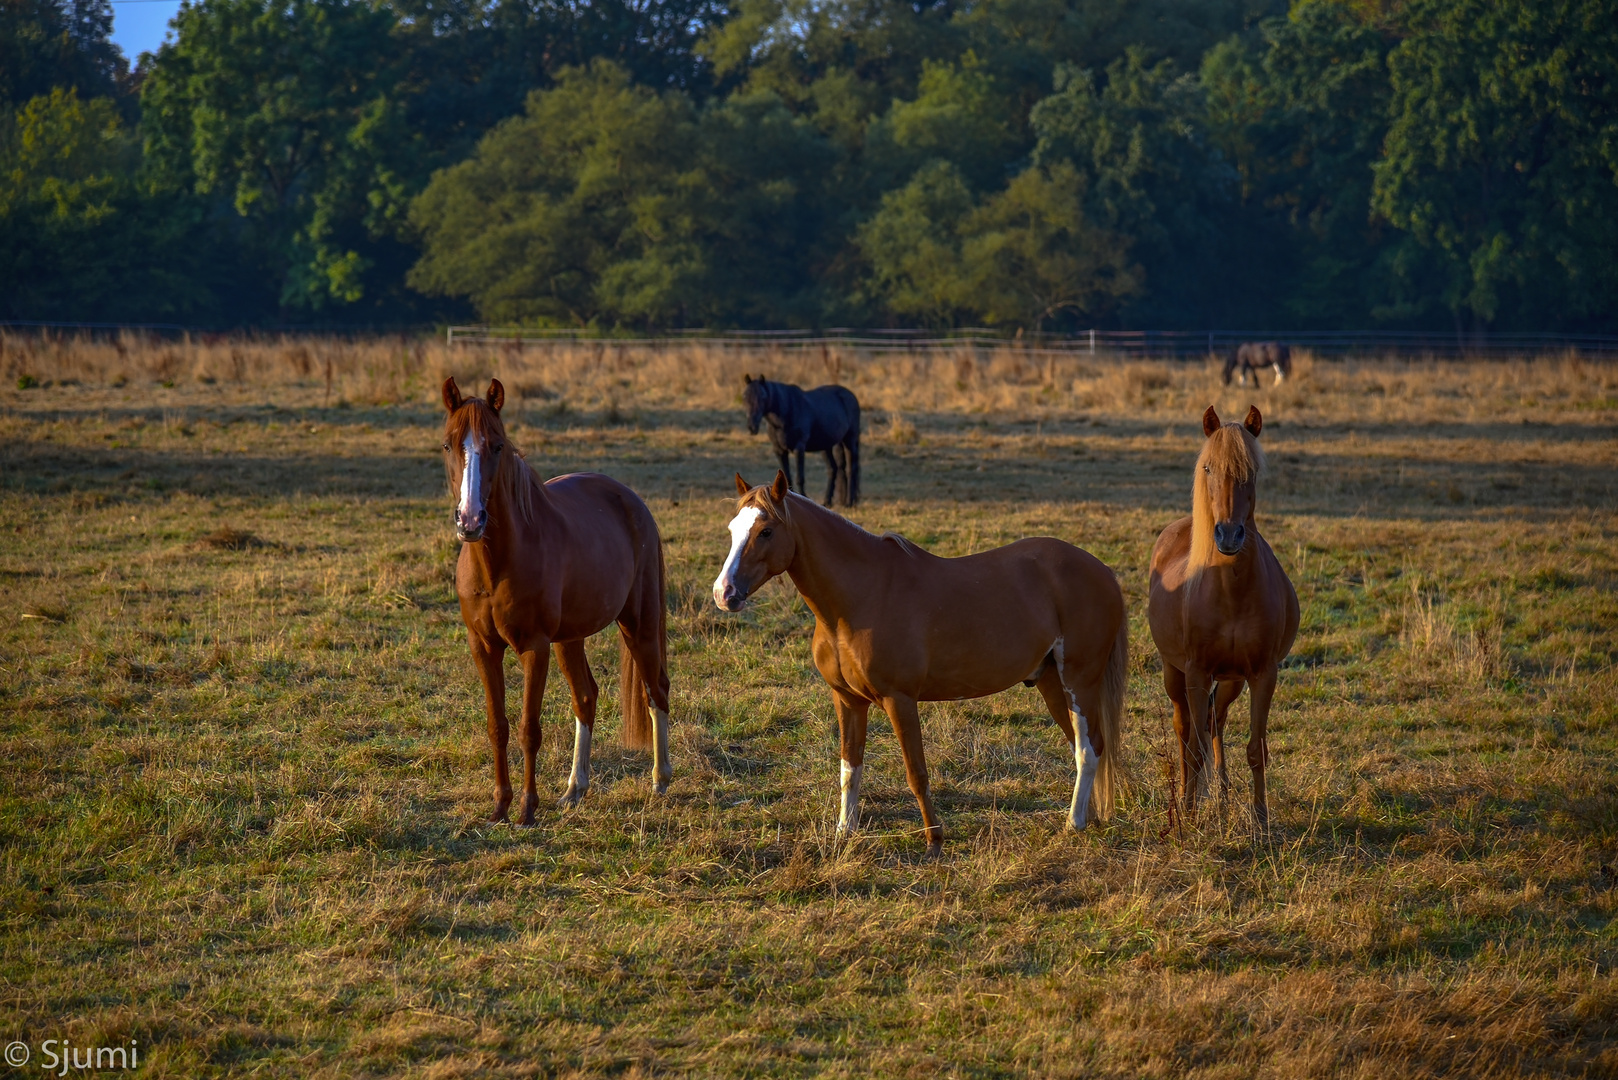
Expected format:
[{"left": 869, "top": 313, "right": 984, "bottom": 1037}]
[{"left": 0, "top": 334, "right": 1615, "bottom": 1076}]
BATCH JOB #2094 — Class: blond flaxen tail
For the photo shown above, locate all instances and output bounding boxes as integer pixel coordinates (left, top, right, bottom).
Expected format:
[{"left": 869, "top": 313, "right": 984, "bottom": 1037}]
[{"left": 1094, "top": 619, "right": 1129, "bottom": 821}]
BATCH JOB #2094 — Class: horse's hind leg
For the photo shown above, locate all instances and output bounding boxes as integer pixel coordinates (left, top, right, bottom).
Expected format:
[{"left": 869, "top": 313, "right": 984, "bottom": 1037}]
[
  {"left": 795, "top": 447, "right": 807, "bottom": 497},
  {"left": 552, "top": 639, "right": 597, "bottom": 807},
  {"left": 1033, "top": 663, "right": 1094, "bottom": 830},
  {"left": 834, "top": 691, "right": 871, "bottom": 837},
  {"left": 1210, "top": 679, "right": 1245, "bottom": 806},
  {"left": 882, "top": 695, "right": 942, "bottom": 856},
  {"left": 822, "top": 447, "right": 841, "bottom": 507},
  {"left": 845, "top": 433, "right": 859, "bottom": 506}
]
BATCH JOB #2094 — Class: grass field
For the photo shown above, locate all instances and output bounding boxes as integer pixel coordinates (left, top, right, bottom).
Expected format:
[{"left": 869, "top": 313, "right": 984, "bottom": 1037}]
[{"left": 2, "top": 339, "right": 1617, "bottom": 1077}]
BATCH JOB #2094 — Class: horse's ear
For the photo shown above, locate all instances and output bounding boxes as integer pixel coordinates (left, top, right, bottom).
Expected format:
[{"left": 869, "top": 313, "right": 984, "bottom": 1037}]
[
  {"left": 770, "top": 469, "right": 789, "bottom": 503},
  {"left": 1244, "top": 405, "right": 1262, "bottom": 439},
  {"left": 442, "top": 377, "right": 463, "bottom": 413},
  {"left": 487, "top": 378, "right": 505, "bottom": 414},
  {"left": 734, "top": 472, "right": 750, "bottom": 497},
  {"left": 743, "top": 374, "right": 753, "bottom": 385},
  {"left": 1202, "top": 405, "right": 1221, "bottom": 437}
]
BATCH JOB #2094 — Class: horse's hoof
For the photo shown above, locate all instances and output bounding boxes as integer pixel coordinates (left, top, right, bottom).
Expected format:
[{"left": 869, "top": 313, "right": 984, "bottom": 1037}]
[
  {"left": 488, "top": 812, "right": 509, "bottom": 825},
  {"left": 653, "top": 780, "right": 670, "bottom": 797},
  {"left": 557, "top": 788, "right": 586, "bottom": 809},
  {"left": 924, "top": 842, "right": 943, "bottom": 860}
]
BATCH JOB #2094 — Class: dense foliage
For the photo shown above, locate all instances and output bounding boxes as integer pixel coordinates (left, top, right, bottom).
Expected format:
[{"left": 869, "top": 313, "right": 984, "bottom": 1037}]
[{"left": 2, "top": 0, "right": 1615, "bottom": 330}]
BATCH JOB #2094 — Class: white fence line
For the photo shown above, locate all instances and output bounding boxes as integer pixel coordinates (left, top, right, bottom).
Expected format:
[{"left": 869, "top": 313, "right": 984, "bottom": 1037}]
[{"left": 446, "top": 326, "right": 1618, "bottom": 357}]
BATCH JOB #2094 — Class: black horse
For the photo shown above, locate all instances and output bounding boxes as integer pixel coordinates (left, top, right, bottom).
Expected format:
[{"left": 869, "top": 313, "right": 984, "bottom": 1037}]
[
  {"left": 741, "top": 374, "right": 861, "bottom": 507},
  {"left": 1223, "top": 342, "right": 1293, "bottom": 387}
]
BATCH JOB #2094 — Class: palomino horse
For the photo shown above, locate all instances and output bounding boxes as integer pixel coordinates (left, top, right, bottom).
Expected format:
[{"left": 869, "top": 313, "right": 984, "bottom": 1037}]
[
  {"left": 742, "top": 375, "right": 861, "bottom": 506},
  {"left": 441, "top": 377, "right": 671, "bottom": 823},
  {"left": 712, "top": 471, "right": 1127, "bottom": 855},
  {"left": 1148, "top": 406, "right": 1298, "bottom": 824}
]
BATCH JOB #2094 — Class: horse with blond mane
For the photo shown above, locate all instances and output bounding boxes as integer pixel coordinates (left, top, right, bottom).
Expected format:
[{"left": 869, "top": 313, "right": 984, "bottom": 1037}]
[
  {"left": 712, "top": 471, "right": 1128, "bottom": 855},
  {"left": 441, "top": 377, "right": 671, "bottom": 824},
  {"left": 1149, "top": 405, "right": 1298, "bottom": 824}
]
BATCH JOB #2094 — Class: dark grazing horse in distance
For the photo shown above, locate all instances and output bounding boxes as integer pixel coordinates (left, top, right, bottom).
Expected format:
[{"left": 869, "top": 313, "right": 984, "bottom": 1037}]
[
  {"left": 742, "top": 374, "right": 861, "bottom": 507},
  {"left": 1223, "top": 343, "right": 1292, "bottom": 387}
]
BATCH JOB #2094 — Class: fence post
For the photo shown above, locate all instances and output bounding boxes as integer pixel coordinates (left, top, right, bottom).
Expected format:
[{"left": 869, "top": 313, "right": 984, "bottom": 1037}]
[{"left": 1089, "top": 328, "right": 1095, "bottom": 355}]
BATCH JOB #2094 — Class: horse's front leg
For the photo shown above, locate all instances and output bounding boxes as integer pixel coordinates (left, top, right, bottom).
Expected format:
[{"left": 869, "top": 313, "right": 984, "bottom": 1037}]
[
  {"left": 515, "top": 641, "right": 552, "bottom": 825},
  {"left": 1211, "top": 678, "right": 1244, "bottom": 806},
  {"left": 1246, "top": 667, "right": 1278, "bottom": 827},
  {"left": 1163, "top": 662, "right": 1199, "bottom": 817},
  {"left": 795, "top": 446, "right": 806, "bottom": 496},
  {"left": 883, "top": 695, "right": 942, "bottom": 856},
  {"left": 552, "top": 639, "right": 598, "bottom": 807},
  {"left": 469, "top": 632, "right": 512, "bottom": 823},
  {"left": 776, "top": 448, "right": 793, "bottom": 493},
  {"left": 1184, "top": 668, "right": 1216, "bottom": 807},
  {"left": 834, "top": 692, "right": 871, "bottom": 837}
]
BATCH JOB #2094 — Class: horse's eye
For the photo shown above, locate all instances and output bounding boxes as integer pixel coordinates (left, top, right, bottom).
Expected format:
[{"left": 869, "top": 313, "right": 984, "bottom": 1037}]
[
  {"left": 493, "top": 443, "right": 503, "bottom": 453},
  {"left": 442, "top": 442, "right": 450, "bottom": 452},
  {"left": 759, "top": 528, "right": 773, "bottom": 539}
]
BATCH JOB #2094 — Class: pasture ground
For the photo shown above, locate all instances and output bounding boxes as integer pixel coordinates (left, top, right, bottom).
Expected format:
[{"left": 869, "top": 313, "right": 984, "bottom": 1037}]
[{"left": 2, "top": 343, "right": 1617, "bottom": 1077}]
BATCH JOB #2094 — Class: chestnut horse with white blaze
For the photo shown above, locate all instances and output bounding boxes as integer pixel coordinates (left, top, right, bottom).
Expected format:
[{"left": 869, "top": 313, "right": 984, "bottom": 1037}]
[
  {"left": 712, "top": 471, "right": 1128, "bottom": 856},
  {"left": 1148, "top": 405, "right": 1298, "bottom": 824},
  {"left": 441, "top": 377, "right": 671, "bottom": 824}
]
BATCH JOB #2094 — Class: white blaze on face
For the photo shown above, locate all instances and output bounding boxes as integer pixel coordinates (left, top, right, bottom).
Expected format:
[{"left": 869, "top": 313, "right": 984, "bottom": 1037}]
[
  {"left": 838, "top": 759, "right": 863, "bottom": 835},
  {"left": 458, "top": 431, "right": 482, "bottom": 520},
  {"left": 712, "top": 506, "right": 762, "bottom": 608},
  {"left": 1067, "top": 692, "right": 1098, "bottom": 831}
]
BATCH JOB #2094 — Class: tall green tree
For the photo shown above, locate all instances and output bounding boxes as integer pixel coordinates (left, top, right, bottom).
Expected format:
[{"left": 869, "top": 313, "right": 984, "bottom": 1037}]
[
  {"left": 1372, "top": 0, "right": 1618, "bottom": 329},
  {"left": 856, "top": 158, "right": 1137, "bottom": 329},
  {"left": 1030, "top": 49, "right": 1245, "bottom": 326},
  {"left": 0, "top": 88, "right": 205, "bottom": 319},
  {"left": 408, "top": 61, "right": 697, "bottom": 325},
  {"left": 140, "top": 0, "right": 418, "bottom": 317},
  {"left": 1201, "top": 0, "right": 1399, "bottom": 326},
  {"left": 0, "top": 0, "right": 127, "bottom": 110}
]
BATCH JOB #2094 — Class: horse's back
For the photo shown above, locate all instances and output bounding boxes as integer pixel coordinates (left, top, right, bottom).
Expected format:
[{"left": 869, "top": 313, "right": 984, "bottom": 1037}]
[
  {"left": 803, "top": 383, "right": 859, "bottom": 441},
  {"left": 541, "top": 471, "right": 661, "bottom": 562}
]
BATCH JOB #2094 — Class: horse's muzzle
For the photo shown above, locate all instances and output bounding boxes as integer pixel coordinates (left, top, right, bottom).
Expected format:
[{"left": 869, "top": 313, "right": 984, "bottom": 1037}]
[
  {"left": 712, "top": 582, "right": 748, "bottom": 612},
  {"left": 456, "top": 509, "right": 487, "bottom": 543},
  {"left": 1214, "top": 522, "right": 1246, "bottom": 556}
]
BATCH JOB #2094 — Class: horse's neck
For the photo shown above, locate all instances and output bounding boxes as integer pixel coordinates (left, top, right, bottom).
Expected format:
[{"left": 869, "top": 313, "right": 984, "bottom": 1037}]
[
  {"left": 467, "top": 468, "right": 555, "bottom": 579},
  {"left": 784, "top": 497, "right": 887, "bottom": 622}
]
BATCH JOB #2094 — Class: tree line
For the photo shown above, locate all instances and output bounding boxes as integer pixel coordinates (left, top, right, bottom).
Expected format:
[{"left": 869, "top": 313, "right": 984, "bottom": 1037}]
[{"left": 3, "top": 0, "right": 1615, "bottom": 332}]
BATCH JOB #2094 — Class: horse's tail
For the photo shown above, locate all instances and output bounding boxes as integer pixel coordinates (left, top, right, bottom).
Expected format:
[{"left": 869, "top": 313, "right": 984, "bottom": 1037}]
[
  {"left": 1093, "top": 615, "right": 1129, "bottom": 821},
  {"left": 619, "top": 533, "right": 665, "bottom": 750},
  {"left": 846, "top": 394, "right": 861, "bottom": 505},
  {"left": 620, "top": 635, "right": 651, "bottom": 750},
  {"left": 1221, "top": 349, "right": 1238, "bottom": 386}
]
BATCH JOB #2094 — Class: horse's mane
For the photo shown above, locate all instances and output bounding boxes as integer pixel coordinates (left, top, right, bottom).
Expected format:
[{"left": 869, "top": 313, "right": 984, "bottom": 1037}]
[
  {"left": 445, "top": 399, "right": 538, "bottom": 524},
  {"left": 880, "top": 531, "right": 923, "bottom": 555},
  {"left": 1189, "top": 423, "right": 1264, "bottom": 573},
  {"left": 737, "top": 487, "right": 917, "bottom": 554}
]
